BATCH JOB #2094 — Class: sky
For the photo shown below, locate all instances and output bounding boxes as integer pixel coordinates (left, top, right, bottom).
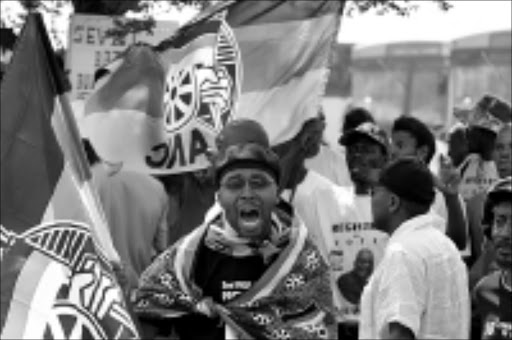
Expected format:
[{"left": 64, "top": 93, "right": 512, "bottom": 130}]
[
  {"left": 338, "top": 0, "right": 512, "bottom": 46},
  {"left": 1, "top": 0, "right": 511, "bottom": 48}
]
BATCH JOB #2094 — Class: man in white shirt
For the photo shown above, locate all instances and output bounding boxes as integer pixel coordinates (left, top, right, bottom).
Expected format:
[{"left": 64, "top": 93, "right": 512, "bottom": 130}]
[
  {"left": 331, "top": 122, "right": 390, "bottom": 335},
  {"left": 391, "top": 115, "right": 468, "bottom": 253},
  {"left": 359, "top": 158, "right": 470, "bottom": 339}
]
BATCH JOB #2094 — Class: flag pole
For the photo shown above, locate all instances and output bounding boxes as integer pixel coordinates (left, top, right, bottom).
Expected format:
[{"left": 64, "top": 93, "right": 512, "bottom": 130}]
[{"left": 56, "top": 91, "right": 121, "bottom": 264}]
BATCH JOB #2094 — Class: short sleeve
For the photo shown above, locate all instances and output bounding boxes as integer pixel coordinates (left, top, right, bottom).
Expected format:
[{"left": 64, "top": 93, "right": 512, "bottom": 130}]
[{"left": 374, "top": 247, "right": 426, "bottom": 338}]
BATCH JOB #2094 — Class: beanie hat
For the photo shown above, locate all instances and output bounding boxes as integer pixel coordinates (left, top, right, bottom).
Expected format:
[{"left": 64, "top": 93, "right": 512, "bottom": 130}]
[
  {"left": 378, "top": 158, "right": 435, "bottom": 206},
  {"left": 215, "top": 119, "right": 270, "bottom": 152},
  {"left": 213, "top": 119, "right": 280, "bottom": 185},
  {"left": 214, "top": 143, "right": 280, "bottom": 186}
]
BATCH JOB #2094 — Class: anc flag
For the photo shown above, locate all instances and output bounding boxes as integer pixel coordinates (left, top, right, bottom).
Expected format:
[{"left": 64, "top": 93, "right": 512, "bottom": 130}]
[
  {"left": 0, "top": 12, "right": 139, "bottom": 339},
  {"left": 83, "top": 0, "right": 344, "bottom": 174}
]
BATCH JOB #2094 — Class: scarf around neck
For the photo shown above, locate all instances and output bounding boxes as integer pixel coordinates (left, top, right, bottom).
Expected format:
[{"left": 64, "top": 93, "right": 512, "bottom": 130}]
[{"left": 203, "top": 204, "right": 292, "bottom": 264}]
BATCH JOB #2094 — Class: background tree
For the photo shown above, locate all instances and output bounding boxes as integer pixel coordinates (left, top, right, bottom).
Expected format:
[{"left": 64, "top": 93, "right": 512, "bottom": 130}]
[{"left": 2, "top": 0, "right": 452, "bottom": 44}]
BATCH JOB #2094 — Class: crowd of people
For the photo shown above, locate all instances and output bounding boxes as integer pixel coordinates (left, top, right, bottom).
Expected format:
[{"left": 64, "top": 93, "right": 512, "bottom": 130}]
[{"left": 83, "top": 92, "right": 511, "bottom": 339}]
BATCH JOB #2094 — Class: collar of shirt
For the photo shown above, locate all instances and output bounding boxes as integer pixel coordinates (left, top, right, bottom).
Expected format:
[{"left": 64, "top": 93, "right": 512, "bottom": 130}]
[{"left": 389, "top": 213, "right": 445, "bottom": 244}]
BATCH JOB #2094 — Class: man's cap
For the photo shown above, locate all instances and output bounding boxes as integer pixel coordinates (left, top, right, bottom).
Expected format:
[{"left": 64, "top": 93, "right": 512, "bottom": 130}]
[
  {"left": 378, "top": 158, "right": 435, "bottom": 206},
  {"left": 482, "top": 177, "right": 512, "bottom": 229},
  {"left": 213, "top": 119, "right": 280, "bottom": 185},
  {"left": 339, "top": 122, "right": 389, "bottom": 153},
  {"left": 342, "top": 106, "right": 375, "bottom": 134}
]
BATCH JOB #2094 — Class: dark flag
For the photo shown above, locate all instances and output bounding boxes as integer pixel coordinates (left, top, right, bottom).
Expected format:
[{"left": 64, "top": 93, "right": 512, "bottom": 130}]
[{"left": 0, "top": 12, "right": 139, "bottom": 339}]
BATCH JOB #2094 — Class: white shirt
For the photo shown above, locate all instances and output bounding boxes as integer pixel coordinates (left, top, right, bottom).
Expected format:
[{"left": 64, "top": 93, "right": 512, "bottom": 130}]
[
  {"left": 359, "top": 214, "right": 470, "bottom": 340},
  {"left": 281, "top": 170, "right": 339, "bottom": 261},
  {"left": 305, "top": 144, "right": 352, "bottom": 187}
]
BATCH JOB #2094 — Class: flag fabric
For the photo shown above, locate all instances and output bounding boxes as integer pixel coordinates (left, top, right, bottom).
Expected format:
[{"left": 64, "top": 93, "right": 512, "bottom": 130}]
[
  {"left": 80, "top": 45, "right": 167, "bottom": 173},
  {"left": 83, "top": 0, "right": 344, "bottom": 175},
  {"left": 133, "top": 204, "right": 337, "bottom": 339},
  {"left": 0, "top": 12, "right": 139, "bottom": 339}
]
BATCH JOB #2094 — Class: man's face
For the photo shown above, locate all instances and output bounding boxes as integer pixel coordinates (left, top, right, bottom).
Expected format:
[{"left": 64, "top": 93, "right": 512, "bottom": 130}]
[
  {"left": 218, "top": 168, "right": 278, "bottom": 241},
  {"left": 391, "top": 131, "right": 425, "bottom": 163},
  {"left": 493, "top": 127, "right": 512, "bottom": 178},
  {"left": 371, "top": 185, "right": 394, "bottom": 234},
  {"left": 346, "top": 137, "right": 387, "bottom": 185},
  {"left": 354, "top": 249, "right": 374, "bottom": 280},
  {"left": 491, "top": 201, "right": 512, "bottom": 268}
]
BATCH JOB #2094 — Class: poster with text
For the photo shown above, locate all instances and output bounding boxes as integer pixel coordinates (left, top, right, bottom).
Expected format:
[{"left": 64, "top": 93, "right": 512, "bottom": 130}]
[{"left": 66, "top": 14, "right": 178, "bottom": 102}]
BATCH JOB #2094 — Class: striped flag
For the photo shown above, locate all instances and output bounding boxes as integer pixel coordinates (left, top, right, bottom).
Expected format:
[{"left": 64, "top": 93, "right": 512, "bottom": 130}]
[
  {"left": 83, "top": 0, "right": 344, "bottom": 174},
  {"left": 0, "top": 13, "right": 139, "bottom": 339},
  {"left": 81, "top": 45, "right": 167, "bottom": 174}
]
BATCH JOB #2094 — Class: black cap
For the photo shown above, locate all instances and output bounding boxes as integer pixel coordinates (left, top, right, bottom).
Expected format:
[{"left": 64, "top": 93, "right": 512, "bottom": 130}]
[
  {"left": 378, "top": 158, "right": 435, "bottom": 206},
  {"left": 339, "top": 122, "right": 389, "bottom": 153}
]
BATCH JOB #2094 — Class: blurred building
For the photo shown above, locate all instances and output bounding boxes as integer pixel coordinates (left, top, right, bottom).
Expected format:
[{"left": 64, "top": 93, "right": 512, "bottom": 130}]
[
  {"left": 449, "top": 30, "right": 511, "bottom": 120},
  {"left": 349, "top": 41, "right": 449, "bottom": 132},
  {"left": 325, "top": 30, "right": 511, "bottom": 136}
]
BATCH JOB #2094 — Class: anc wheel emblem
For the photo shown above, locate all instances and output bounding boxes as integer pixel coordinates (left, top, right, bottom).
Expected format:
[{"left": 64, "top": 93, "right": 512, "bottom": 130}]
[{"left": 163, "top": 66, "right": 198, "bottom": 133}]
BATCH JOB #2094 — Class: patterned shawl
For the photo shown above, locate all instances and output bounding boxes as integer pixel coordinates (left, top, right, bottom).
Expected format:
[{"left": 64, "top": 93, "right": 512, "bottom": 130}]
[{"left": 132, "top": 204, "right": 337, "bottom": 339}]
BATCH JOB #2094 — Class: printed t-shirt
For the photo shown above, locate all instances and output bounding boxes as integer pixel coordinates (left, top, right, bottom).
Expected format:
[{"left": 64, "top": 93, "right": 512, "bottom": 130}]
[
  {"left": 474, "top": 271, "right": 512, "bottom": 340},
  {"left": 459, "top": 154, "right": 499, "bottom": 201},
  {"left": 173, "top": 240, "right": 267, "bottom": 340},
  {"left": 315, "top": 185, "right": 389, "bottom": 322}
]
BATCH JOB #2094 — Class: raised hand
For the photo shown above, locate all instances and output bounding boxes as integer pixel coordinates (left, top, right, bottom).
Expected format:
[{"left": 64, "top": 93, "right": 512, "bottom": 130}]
[{"left": 434, "top": 154, "right": 461, "bottom": 195}]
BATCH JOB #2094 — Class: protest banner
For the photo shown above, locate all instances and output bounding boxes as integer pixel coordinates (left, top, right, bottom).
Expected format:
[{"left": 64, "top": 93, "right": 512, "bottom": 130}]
[{"left": 83, "top": 0, "right": 343, "bottom": 175}]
